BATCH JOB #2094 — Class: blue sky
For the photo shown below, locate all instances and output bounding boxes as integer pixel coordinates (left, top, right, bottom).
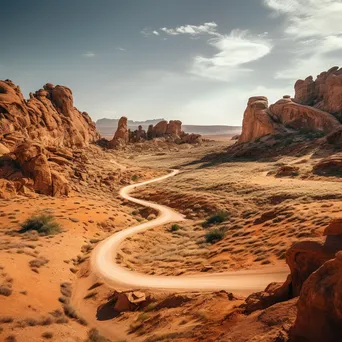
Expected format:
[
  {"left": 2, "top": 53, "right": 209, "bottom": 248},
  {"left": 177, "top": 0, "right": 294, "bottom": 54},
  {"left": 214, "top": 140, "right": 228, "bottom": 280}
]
[{"left": 2, "top": 0, "right": 342, "bottom": 125}]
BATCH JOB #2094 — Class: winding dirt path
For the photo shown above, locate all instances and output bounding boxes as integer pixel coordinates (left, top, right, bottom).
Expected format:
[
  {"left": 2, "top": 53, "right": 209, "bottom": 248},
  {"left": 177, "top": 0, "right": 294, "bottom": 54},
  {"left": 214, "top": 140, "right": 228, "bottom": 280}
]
[{"left": 91, "top": 170, "right": 288, "bottom": 295}]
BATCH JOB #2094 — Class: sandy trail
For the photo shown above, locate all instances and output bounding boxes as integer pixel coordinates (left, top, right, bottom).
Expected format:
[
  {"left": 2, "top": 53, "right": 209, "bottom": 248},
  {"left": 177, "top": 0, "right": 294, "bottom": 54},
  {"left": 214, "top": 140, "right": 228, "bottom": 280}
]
[{"left": 91, "top": 170, "right": 288, "bottom": 295}]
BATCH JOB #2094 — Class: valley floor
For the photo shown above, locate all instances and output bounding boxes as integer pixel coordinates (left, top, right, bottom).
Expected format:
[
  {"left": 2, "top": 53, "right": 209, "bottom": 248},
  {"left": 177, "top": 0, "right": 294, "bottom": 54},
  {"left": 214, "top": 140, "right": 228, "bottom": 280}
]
[{"left": 1, "top": 140, "right": 341, "bottom": 341}]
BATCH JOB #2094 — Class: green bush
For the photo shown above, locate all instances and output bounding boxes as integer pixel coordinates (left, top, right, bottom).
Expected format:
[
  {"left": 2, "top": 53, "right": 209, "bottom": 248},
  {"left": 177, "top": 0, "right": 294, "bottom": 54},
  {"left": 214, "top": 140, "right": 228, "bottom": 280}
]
[
  {"left": 202, "top": 211, "right": 229, "bottom": 227},
  {"left": 20, "top": 213, "right": 62, "bottom": 235},
  {"left": 131, "top": 175, "right": 139, "bottom": 181},
  {"left": 205, "top": 229, "right": 225, "bottom": 244},
  {"left": 170, "top": 224, "right": 180, "bottom": 232}
]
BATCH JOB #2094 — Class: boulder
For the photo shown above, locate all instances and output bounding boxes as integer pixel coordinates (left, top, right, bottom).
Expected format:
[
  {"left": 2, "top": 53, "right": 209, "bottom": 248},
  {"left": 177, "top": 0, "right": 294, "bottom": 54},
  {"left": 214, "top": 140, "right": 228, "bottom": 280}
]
[
  {"left": 238, "top": 97, "right": 281, "bottom": 143},
  {"left": 6, "top": 141, "right": 69, "bottom": 197},
  {"left": 274, "top": 165, "right": 299, "bottom": 177},
  {"left": 290, "top": 252, "right": 342, "bottom": 342},
  {"left": 269, "top": 96, "right": 340, "bottom": 134},
  {"left": 111, "top": 291, "right": 149, "bottom": 312},
  {"left": 0, "top": 179, "right": 17, "bottom": 199},
  {"left": 326, "top": 126, "right": 342, "bottom": 146},
  {"left": 166, "top": 120, "right": 182, "bottom": 137},
  {"left": 108, "top": 116, "right": 129, "bottom": 148},
  {"left": 243, "top": 281, "right": 291, "bottom": 314},
  {"left": 324, "top": 218, "right": 342, "bottom": 236},
  {"left": 147, "top": 124, "right": 154, "bottom": 140},
  {"left": 152, "top": 120, "right": 168, "bottom": 137},
  {"left": 285, "top": 240, "right": 336, "bottom": 297},
  {"left": 181, "top": 133, "right": 202, "bottom": 144},
  {"left": 51, "top": 171, "right": 69, "bottom": 197},
  {"left": 312, "top": 157, "right": 342, "bottom": 176}
]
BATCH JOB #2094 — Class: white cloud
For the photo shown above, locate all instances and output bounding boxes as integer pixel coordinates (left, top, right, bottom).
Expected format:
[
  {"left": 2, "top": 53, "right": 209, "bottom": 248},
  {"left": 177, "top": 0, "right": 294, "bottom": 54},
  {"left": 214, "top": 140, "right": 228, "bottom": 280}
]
[
  {"left": 153, "top": 30, "right": 159, "bottom": 36},
  {"left": 264, "top": 0, "right": 342, "bottom": 38},
  {"left": 161, "top": 22, "right": 220, "bottom": 36},
  {"left": 83, "top": 52, "right": 95, "bottom": 57},
  {"left": 275, "top": 35, "right": 342, "bottom": 79},
  {"left": 191, "top": 30, "right": 272, "bottom": 81},
  {"left": 264, "top": 0, "right": 342, "bottom": 79},
  {"left": 117, "top": 47, "right": 126, "bottom": 51}
]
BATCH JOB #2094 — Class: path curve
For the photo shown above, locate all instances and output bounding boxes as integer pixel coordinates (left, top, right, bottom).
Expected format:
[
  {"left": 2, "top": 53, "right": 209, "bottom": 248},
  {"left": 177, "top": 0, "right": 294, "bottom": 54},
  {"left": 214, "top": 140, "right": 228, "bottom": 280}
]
[{"left": 91, "top": 170, "right": 288, "bottom": 295}]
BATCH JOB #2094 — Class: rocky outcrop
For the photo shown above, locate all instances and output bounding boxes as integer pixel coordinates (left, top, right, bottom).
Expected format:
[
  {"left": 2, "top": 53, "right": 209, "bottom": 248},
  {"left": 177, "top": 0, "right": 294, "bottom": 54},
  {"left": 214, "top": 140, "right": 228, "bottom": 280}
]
[
  {"left": 246, "top": 218, "right": 342, "bottom": 314},
  {"left": 0, "top": 179, "right": 17, "bottom": 199},
  {"left": 152, "top": 120, "right": 168, "bottom": 137},
  {"left": 0, "top": 141, "right": 70, "bottom": 197},
  {"left": 166, "top": 120, "right": 182, "bottom": 137},
  {"left": 294, "top": 66, "right": 342, "bottom": 121},
  {"left": 180, "top": 133, "right": 202, "bottom": 144},
  {"left": 313, "top": 156, "right": 342, "bottom": 176},
  {"left": 238, "top": 67, "right": 342, "bottom": 144},
  {"left": 290, "top": 252, "right": 342, "bottom": 342},
  {"left": 108, "top": 118, "right": 201, "bottom": 147},
  {"left": 285, "top": 240, "right": 335, "bottom": 297},
  {"left": 0, "top": 80, "right": 99, "bottom": 150},
  {"left": 130, "top": 125, "right": 146, "bottom": 142},
  {"left": 270, "top": 96, "right": 340, "bottom": 134},
  {"left": 15, "top": 142, "right": 69, "bottom": 196},
  {"left": 108, "top": 116, "right": 129, "bottom": 148},
  {"left": 238, "top": 97, "right": 280, "bottom": 143}
]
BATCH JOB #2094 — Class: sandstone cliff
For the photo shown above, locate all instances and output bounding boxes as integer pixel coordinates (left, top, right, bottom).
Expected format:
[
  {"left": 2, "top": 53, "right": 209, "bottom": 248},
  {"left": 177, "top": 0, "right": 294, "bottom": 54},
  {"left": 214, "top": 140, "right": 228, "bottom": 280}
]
[
  {"left": 0, "top": 80, "right": 100, "bottom": 150},
  {"left": 0, "top": 80, "right": 101, "bottom": 198},
  {"left": 238, "top": 67, "right": 342, "bottom": 144}
]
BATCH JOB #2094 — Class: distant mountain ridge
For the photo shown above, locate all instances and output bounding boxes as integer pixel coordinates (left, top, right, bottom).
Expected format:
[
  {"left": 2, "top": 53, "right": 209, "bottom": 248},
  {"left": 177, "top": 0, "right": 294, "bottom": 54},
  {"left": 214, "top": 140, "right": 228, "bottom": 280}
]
[{"left": 96, "top": 118, "right": 241, "bottom": 138}]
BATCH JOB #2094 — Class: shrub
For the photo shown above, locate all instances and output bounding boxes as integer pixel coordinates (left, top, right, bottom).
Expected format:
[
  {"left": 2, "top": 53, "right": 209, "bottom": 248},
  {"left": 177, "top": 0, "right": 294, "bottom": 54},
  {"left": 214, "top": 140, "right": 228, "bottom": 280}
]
[
  {"left": 29, "top": 257, "right": 49, "bottom": 269},
  {"left": 169, "top": 224, "right": 180, "bottom": 232},
  {"left": 42, "top": 332, "right": 53, "bottom": 339},
  {"left": 131, "top": 175, "right": 139, "bottom": 182},
  {"left": 0, "top": 285, "right": 12, "bottom": 297},
  {"left": 0, "top": 316, "right": 13, "bottom": 323},
  {"left": 83, "top": 291, "right": 97, "bottom": 300},
  {"left": 20, "top": 213, "right": 62, "bottom": 236},
  {"left": 86, "top": 328, "right": 108, "bottom": 342},
  {"left": 202, "top": 211, "right": 229, "bottom": 227},
  {"left": 205, "top": 229, "right": 225, "bottom": 244}
]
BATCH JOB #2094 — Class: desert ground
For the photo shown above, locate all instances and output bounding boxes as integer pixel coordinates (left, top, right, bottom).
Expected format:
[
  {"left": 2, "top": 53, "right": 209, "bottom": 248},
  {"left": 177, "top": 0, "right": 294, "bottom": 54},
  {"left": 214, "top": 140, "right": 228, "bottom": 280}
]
[{"left": 1, "top": 137, "right": 341, "bottom": 341}]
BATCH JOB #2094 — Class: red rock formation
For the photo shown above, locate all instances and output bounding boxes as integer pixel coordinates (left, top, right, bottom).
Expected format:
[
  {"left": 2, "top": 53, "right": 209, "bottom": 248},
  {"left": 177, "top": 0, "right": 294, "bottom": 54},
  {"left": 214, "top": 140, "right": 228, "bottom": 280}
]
[
  {"left": 270, "top": 96, "right": 340, "bottom": 134},
  {"left": 313, "top": 156, "right": 342, "bottom": 176},
  {"left": 152, "top": 120, "right": 168, "bottom": 137},
  {"left": 166, "top": 120, "right": 182, "bottom": 137},
  {"left": 294, "top": 66, "right": 342, "bottom": 121},
  {"left": 13, "top": 142, "right": 69, "bottom": 196},
  {"left": 238, "top": 96, "right": 280, "bottom": 143},
  {"left": 147, "top": 124, "right": 154, "bottom": 140},
  {"left": 0, "top": 179, "right": 17, "bottom": 199},
  {"left": 181, "top": 133, "right": 202, "bottom": 144},
  {"left": 0, "top": 80, "right": 99, "bottom": 150},
  {"left": 285, "top": 240, "right": 335, "bottom": 297},
  {"left": 290, "top": 252, "right": 342, "bottom": 342},
  {"left": 130, "top": 125, "right": 146, "bottom": 142},
  {"left": 108, "top": 116, "right": 129, "bottom": 148}
]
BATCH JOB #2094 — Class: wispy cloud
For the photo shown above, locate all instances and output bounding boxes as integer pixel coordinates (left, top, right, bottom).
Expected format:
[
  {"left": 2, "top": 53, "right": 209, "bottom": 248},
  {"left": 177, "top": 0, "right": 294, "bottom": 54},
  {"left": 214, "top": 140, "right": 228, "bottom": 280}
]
[
  {"left": 264, "top": 0, "right": 342, "bottom": 38},
  {"left": 117, "top": 47, "right": 126, "bottom": 52},
  {"left": 83, "top": 51, "right": 95, "bottom": 57},
  {"left": 191, "top": 30, "right": 272, "bottom": 82},
  {"left": 153, "top": 30, "right": 160, "bottom": 36},
  {"left": 140, "top": 27, "right": 156, "bottom": 38},
  {"left": 161, "top": 22, "right": 220, "bottom": 36},
  {"left": 264, "top": 0, "right": 342, "bottom": 79}
]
